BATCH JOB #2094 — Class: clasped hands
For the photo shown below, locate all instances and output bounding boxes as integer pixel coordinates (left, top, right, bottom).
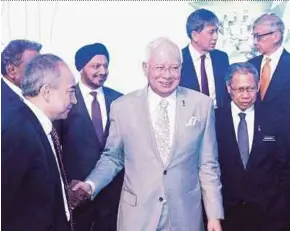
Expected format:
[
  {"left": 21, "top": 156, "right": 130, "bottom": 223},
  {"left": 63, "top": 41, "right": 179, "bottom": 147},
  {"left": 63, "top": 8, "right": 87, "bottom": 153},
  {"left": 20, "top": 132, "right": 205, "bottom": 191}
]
[{"left": 67, "top": 180, "right": 92, "bottom": 209}]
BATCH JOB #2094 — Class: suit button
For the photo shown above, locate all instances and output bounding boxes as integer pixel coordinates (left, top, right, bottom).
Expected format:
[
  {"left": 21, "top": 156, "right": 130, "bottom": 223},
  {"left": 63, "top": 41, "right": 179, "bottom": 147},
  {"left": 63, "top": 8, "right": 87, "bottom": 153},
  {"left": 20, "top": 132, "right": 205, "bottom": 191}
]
[
  {"left": 163, "top": 170, "right": 167, "bottom": 175},
  {"left": 242, "top": 201, "right": 246, "bottom": 205},
  {"left": 159, "top": 197, "right": 163, "bottom": 202}
]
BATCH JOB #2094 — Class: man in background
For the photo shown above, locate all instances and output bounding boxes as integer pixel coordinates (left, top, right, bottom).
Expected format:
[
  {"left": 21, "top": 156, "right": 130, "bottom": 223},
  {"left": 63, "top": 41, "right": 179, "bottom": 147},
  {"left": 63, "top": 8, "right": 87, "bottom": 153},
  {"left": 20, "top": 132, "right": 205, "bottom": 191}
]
[
  {"left": 216, "top": 62, "right": 290, "bottom": 231},
  {"left": 57, "top": 43, "right": 123, "bottom": 231},
  {"left": 180, "top": 9, "right": 229, "bottom": 108},
  {"left": 249, "top": 13, "right": 290, "bottom": 118}
]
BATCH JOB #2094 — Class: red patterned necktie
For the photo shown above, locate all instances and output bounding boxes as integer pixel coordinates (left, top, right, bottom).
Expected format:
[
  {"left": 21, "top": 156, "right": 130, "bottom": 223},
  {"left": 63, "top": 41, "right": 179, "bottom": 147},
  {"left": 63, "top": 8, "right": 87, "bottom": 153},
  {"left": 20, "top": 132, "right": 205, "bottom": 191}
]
[{"left": 50, "top": 127, "right": 74, "bottom": 231}]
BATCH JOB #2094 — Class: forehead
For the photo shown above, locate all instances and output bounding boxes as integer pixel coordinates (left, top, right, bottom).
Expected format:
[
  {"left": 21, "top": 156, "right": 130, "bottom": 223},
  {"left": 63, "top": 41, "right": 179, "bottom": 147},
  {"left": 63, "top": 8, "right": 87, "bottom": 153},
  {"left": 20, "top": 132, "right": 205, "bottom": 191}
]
[
  {"left": 231, "top": 72, "right": 256, "bottom": 85},
  {"left": 87, "top": 54, "right": 108, "bottom": 65},
  {"left": 253, "top": 23, "right": 271, "bottom": 32},
  {"left": 201, "top": 24, "right": 218, "bottom": 32},
  {"left": 148, "top": 46, "right": 180, "bottom": 65}
]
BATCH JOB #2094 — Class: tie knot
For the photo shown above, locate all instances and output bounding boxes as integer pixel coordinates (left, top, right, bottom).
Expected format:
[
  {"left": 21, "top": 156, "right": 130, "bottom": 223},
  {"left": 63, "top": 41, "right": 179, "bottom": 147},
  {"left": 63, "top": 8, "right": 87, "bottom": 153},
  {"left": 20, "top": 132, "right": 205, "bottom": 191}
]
[
  {"left": 160, "top": 99, "right": 169, "bottom": 109},
  {"left": 238, "top": 112, "right": 246, "bottom": 120},
  {"left": 90, "top": 91, "right": 98, "bottom": 98},
  {"left": 265, "top": 57, "right": 271, "bottom": 64},
  {"left": 200, "top": 54, "right": 206, "bottom": 61}
]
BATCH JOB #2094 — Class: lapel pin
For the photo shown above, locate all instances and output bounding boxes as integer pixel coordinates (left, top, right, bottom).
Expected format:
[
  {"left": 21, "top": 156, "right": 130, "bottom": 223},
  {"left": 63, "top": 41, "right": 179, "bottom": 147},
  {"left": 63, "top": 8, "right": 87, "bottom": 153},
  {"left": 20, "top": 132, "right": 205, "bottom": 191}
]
[
  {"left": 258, "top": 125, "right": 261, "bottom": 132},
  {"left": 182, "top": 100, "right": 185, "bottom": 106}
]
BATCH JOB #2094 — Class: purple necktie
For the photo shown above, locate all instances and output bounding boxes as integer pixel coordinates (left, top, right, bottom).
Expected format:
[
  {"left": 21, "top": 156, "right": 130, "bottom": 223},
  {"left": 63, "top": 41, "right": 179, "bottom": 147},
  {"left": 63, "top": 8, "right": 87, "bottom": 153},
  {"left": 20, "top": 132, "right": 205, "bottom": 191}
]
[
  {"left": 90, "top": 91, "right": 103, "bottom": 144},
  {"left": 200, "top": 54, "right": 209, "bottom": 96}
]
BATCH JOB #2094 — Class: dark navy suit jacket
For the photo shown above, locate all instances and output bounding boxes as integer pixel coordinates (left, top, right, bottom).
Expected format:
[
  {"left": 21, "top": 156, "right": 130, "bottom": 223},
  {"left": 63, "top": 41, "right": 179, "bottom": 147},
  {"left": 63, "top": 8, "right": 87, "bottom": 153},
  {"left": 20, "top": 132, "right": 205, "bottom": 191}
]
[
  {"left": 216, "top": 105, "right": 290, "bottom": 231},
  {"left": 180, "top": 46, "right": 230, "bottom": 108},
  {"left": 248, "top": 49, "right": 290, "bottom": 119},
  {"left": 2, "top": 105, "right": 69, "bottom": 231}
]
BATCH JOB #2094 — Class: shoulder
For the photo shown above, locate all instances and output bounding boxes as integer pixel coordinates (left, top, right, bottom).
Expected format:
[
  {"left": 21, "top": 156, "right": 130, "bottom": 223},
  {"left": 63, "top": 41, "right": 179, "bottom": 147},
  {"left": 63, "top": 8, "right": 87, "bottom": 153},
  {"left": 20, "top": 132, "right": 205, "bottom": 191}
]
[
  {"left": 179, "top": 86, "right": 213, "bottom": 107},
  {"left": 248, "top": 54, "right": 262, "bottom": 65},
  {"left": 211, "top": 49, "right": 228, "bottom": 58},
  {"left": 103, "top": 86, "right": 123, "bottom": 99}
]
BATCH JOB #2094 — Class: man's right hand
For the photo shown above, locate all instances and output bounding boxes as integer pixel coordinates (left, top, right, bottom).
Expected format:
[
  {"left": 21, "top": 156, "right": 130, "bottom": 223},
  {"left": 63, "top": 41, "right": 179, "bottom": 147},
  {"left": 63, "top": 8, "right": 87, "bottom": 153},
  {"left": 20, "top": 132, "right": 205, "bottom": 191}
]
[{"left": 68, "top": 180, "right": 92, "bottom": 209}]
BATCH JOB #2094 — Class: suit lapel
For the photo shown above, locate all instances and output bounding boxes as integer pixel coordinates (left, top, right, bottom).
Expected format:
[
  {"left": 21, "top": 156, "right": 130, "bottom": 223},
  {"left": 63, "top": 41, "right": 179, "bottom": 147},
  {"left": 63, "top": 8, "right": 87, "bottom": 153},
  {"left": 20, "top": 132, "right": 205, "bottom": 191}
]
[{"left": 103, "top": 87, "right": 113, "bottom": 133}]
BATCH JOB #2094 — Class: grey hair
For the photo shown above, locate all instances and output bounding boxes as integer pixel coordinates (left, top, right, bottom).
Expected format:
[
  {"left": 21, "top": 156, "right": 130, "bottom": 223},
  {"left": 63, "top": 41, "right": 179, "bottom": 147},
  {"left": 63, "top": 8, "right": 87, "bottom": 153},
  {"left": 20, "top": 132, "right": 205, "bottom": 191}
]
[
  {"left": 186, "top": 8, "right": 219, "bottom": 39},
  {"left": 143, "top": 37, "right": 182, "bottom": 63},
  {"left": 225, "top": 62, "right": 259, "bottom": 85},
  {"left": 253, "top": 13, "right": 285, "bottom": 45},
  {"left": 21, "top": 54, "right": 63, "bottom": 97},
  {"left": 1, "top": 39, "right": 42, "bottom": 76}
]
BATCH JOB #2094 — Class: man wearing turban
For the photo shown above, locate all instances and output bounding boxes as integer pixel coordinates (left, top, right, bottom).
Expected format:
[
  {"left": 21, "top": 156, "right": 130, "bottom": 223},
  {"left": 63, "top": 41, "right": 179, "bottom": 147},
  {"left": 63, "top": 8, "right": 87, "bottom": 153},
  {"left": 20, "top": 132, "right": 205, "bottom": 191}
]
[{"left": 56, "top": 43, "right": 123, "bottom": 231}]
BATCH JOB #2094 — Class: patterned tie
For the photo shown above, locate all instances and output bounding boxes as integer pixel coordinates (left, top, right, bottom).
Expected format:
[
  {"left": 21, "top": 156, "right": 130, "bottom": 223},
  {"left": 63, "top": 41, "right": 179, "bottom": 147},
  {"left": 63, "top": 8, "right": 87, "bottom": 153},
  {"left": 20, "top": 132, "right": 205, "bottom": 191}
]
[
  {"left": 200, "top": 54, "right": 209, "bottom": 96},
  {"left": 237, "top": 113, "right": 249, "bottom": 169},
  {"left": 90, "top": 91, "right": 104, "bottom": 144},
  {"left": 50, "top": 127, "right": 74, "bottom": 231},
  {"left": 154, "top": 99, "right": 170, "bottom": 166},
  {"left": 260, "top": 57, "right": 271, "bottom": 100}
]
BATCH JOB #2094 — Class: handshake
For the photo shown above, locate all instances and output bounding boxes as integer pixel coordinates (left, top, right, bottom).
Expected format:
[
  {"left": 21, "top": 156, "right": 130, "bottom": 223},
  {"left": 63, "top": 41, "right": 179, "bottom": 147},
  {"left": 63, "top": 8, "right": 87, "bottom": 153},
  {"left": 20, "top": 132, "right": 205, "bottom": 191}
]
[{"left": 67, "top": 180, "right": 93, "bottom": 209}]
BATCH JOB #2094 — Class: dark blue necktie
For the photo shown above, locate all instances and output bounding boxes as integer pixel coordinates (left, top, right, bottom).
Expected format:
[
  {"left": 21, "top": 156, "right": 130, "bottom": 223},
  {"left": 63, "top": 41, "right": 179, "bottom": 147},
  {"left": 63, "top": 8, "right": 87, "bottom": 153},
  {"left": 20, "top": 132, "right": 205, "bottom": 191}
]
[
  {"left": 238, "top": 112, "right": 249, "bottom": 168},
  {"left": 90, "top": 92, "right": 103, "bottom": 144},
  {"left": 200, "top": 54, "right": 209, "bottom": 96}
]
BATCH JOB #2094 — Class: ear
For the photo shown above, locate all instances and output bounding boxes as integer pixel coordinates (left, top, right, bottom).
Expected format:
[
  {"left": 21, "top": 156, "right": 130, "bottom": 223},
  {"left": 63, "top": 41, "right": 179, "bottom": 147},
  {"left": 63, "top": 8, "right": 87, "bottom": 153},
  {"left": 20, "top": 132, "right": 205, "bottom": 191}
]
[
  {"left": 191, "top": 31, "right": 199, "bottom": 42},
  {"left": 5, "top": 64, "right": 17, "bottom": 79},
  {"left": 142, "top": 62, "right": 148, "bottom": 77},
  {"left": 226, "top": 83, "right": 232, "bottom": 95},
  {"left": 273, "top": 31, "right": 281, "bottom": 44},
  {"left": 39, "top": 84, "right": 51, "bottom": 102}
]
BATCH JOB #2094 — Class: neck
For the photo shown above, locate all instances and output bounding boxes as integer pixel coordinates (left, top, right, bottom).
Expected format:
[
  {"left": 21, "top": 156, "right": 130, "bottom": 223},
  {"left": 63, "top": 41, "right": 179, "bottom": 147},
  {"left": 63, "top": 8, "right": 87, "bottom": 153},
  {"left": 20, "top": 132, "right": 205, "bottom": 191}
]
[
  {"left": 191, "top": 41, "right": 208, "bottom": 56},
  {"left": 25, "top": 96, "right": 53, "bottom": 121},
  {"left": 264, "top": 44, "right": 281, "bottom": 56}
]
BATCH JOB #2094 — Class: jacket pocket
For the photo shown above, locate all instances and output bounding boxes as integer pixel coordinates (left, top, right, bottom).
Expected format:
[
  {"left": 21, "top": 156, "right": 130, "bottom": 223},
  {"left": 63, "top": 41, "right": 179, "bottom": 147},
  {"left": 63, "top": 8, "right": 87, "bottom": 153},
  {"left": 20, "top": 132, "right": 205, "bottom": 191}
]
[{"left": 122, "top": 189, "right": 137, "bottom": 207}]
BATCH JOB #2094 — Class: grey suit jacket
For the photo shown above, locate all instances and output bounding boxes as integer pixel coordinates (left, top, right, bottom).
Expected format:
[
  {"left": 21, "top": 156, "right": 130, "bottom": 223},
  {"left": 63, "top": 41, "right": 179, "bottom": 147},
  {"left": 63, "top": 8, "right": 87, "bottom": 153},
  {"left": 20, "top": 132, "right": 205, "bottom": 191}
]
[{"left": 86, "top": 86, "right": 223, "bottom": 231}]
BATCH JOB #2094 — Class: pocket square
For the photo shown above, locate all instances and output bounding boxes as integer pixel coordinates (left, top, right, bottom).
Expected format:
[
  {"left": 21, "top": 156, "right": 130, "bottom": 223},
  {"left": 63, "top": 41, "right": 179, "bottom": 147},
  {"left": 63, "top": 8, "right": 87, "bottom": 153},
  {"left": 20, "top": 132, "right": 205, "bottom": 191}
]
[
  {"left": 262, "top": 135, "right": 276, "bottom": 142},
  {"left": 186, "top": 116, "right": 199, "bottom": 127}
]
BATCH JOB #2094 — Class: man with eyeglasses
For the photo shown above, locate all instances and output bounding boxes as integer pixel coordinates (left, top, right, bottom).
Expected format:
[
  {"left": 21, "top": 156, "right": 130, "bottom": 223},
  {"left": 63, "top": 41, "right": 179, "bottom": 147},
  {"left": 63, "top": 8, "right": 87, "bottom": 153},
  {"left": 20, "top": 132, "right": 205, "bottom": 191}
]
[
  {"left": 249, "top": 13, "right": 290, "bottom": 119},
  {"left": 215, "top": 62, "right": 290, "bottom": 231},
  {"left": 55, "top": 43, "right": 123, "bottom": 231},
  {"left": 71, "top": 37, "right": 223, "bottom": 231},
  {"left": 180, "top": 8, "right": 230, "bottom": 109}
]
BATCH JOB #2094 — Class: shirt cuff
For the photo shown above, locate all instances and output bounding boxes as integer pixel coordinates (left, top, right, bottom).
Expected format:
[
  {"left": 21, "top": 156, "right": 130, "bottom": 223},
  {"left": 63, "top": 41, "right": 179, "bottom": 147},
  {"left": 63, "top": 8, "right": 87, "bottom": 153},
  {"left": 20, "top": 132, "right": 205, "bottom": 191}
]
[{"left": 85, "top": 180, "right": 95, "bottom": 198}]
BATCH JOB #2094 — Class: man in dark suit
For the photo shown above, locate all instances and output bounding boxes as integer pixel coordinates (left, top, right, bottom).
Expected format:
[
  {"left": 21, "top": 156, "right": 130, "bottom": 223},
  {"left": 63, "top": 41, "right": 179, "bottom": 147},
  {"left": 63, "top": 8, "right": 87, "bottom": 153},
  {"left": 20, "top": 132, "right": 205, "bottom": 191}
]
[
  {"left": 248, "top": 13, "right": 290, "bottom": 119},
  {"left": 1, "top": 39, "right": 41, "bottom": 117},
  {"left": 216, "top": 62, "right": 290, "bottom": 231},
  {"left": 57, "top": 43, "right": 123, "bottom": 231},
  {"left": 2, "top": 54, "right": 77, "bottom": 231},
  {"left": 180, "top": 9, "right": 229, "bottom": 108}
]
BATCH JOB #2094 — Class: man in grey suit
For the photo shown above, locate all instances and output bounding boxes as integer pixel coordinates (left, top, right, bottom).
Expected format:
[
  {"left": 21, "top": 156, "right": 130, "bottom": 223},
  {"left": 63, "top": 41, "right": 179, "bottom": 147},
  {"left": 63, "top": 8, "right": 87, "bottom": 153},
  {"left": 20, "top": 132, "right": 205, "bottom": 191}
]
[{"left": 72, "top": 37, "right": 223, "bottom": 231}]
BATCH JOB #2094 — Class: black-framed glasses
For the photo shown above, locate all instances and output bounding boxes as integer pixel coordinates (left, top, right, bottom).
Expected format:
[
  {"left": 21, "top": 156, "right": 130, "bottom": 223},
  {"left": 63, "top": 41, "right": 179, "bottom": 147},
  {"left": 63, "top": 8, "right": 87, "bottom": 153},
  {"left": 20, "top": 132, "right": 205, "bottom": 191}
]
[
  {"left": 253, "top": 31, "right": 276, "bottom": 41},
  {"left": 230, "top": 86, "right": 257, "bottom": 93}
]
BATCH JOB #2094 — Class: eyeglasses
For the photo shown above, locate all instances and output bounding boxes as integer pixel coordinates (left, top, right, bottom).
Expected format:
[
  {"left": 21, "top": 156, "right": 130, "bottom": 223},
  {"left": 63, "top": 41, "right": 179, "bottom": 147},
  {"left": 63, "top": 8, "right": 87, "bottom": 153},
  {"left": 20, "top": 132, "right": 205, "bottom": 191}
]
[
  {"left": 230, "top": 86, "right": 257, "bottom": 93},
  {"left": 152, "top": 65, "right": 181, "bottom": 74},
  {"left": 252, "top": 31, "right": 276, "bottom": 41}
]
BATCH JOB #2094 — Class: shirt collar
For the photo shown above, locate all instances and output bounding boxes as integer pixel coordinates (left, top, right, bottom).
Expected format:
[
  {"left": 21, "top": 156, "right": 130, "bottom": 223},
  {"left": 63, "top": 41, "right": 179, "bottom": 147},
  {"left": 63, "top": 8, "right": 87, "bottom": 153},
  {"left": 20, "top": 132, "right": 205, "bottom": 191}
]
[
  {"left": 231, "top": 101, "right": 254, "bottom": 117},
  {"left": 262, "top": 45, "right": 283, "bottom": 63},
  {"left": 147, "top": 86, "right": 176, "bottom": 109},
  {"left": 24, "top": 98, "right": 52, "bottom": 135},
  {"left": 79, "top": 79, "right": 104, "bottom": 97},
  {"left": 188, "top": 43, "right": 210, "bottom": 62},
  {"left": 2, "top": 77, "right": 23, "bottom": 98}
]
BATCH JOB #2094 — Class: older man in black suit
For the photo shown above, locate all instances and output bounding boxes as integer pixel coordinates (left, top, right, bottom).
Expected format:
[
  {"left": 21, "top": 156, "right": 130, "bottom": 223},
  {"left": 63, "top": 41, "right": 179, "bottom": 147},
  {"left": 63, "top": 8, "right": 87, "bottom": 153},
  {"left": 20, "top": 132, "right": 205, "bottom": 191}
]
[
  {"left": 180, "top": 9, "right": 229, "bottom": 108},
  {"left": 2, "top": 54, "right": 77, "bottom": 231},
  {"left": 249, "top": 13, "right": 290, "bottom": 119},
  {"left": 1, "top": 39, "right": 41, "bottom": 117},
  {"left": 216, "top": 62, "right": 290, "bottom": 231},
  {"left": 56, "top": 43, "right": 123, "bottom": 231}
]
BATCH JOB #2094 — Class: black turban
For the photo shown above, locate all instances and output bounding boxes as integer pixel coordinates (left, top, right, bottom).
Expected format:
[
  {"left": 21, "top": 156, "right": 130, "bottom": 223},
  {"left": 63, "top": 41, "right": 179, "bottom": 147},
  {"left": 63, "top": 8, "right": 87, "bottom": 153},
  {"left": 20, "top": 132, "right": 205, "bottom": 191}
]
[{"left": 75, "top": 43, "right": 110, "bottom": 71}]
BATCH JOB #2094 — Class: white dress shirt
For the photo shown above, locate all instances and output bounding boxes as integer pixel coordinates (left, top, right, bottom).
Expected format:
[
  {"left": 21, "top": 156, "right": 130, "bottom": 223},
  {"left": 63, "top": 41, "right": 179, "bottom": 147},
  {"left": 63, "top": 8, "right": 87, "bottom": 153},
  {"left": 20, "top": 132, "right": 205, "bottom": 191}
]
[
  {"left": 260, "top": 45, "right": 284, "bottom": 80},
  {"left": 79, "top": 80, "right": 107, "bottom": 130},
  {"left": 147, "top": 86, "right": 176, "bottom": 146},
  {"left": 24, "top": 99, "right": 70, "bottom": 221},
  {"left": 188, "top": 43, "right": 217, "bottom": 108},
  {"left": 2, "top": 77, "right": 24, "bottom": 99},
  {"left": 231, "top": 101, "right": 255, "bottom": 153}
]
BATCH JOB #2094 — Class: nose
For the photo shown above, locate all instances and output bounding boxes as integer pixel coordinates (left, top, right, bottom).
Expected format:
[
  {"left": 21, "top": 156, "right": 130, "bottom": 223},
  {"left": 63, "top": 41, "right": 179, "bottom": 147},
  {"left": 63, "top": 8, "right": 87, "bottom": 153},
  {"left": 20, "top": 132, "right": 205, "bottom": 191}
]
[
  {"left": 99, "top": 65, "right": 107, "bottom": 75},
  {"left": 213, "top": 31, "right": 218, "bottom": 40},
  {"left": 240, "top": 90, "right": 250, "bottom": 98},
  {"left": 162, "top": 68, "right": 172, "bottom": 79}
]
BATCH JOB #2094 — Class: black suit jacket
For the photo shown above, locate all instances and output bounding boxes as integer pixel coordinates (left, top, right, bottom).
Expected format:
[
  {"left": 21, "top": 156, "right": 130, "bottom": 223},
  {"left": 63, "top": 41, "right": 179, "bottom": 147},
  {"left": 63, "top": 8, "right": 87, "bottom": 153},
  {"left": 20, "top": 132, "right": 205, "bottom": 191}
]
[
  {"left": 216, "top": 105, "right": 290, "bottom": 230},
  {"left": 1, "top": 79, "right": 24, "bottom": 119},
  {"left": 1, "top": 105, "right": 69, "bottom": 231},
  {"left": 180, "top": 46, "right": 230, "bottom": 108},
  {"left": 248, "top": 49, "right": 290, "bottom": 119}
]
